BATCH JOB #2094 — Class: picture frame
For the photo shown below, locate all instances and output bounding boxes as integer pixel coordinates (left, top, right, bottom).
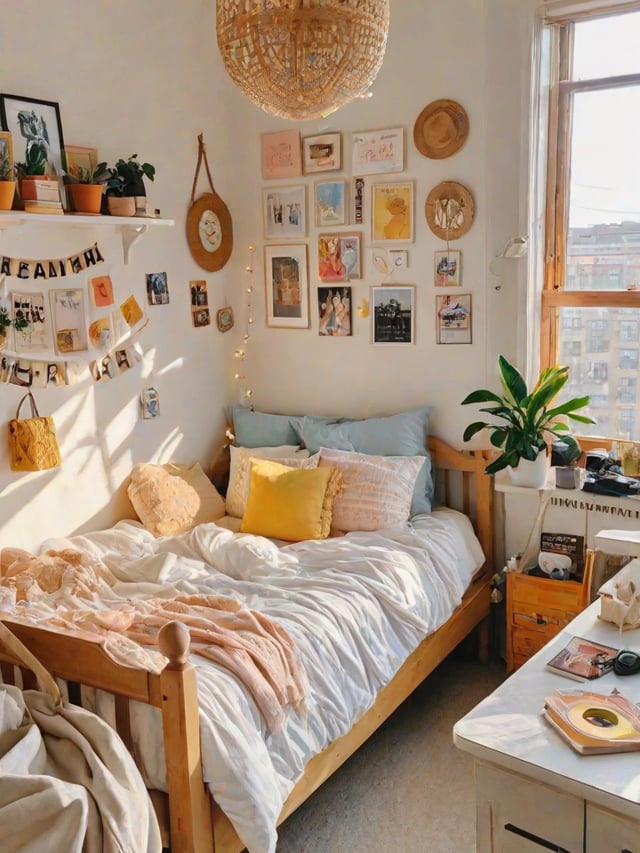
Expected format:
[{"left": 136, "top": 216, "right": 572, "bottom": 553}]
[
  {"left": 352, "top": 127, "right": 404, "bottom": 176},
  {"left": 302, "top": 132, "right": 341, "bottom": 174},
  {"left": 352, "top": 176, "right": 365, "bottom": 225},
  {"left": 436, "top": 293, "right": 472, "bottom": 344},
  {"left": 0, "top": 94, "right": 65, "bottom": 183},
  {"left": 318, "top": 232, "right": 362, "bottom": 282},
  {"left": 49, "top": 287, "right": 88, "bottom": 355},
  {"left": 263, "top": 184, "right": 306, "bottom": 239},
  {"left": 434, "top": 250, "right": 462, "bottom": 286},
  {"left": 11, "top": 290, "right": 48, "bottom": 353},
  {"left": 371, "top": 181, "right": 414, "bottom": 244},
  {"left": 264, "top": 244, "right": 309, "bottom": 329},
  {"left": 261, "top": 129, "right": 302, "bottom": 180},
  {"left": 371, "top": 285, "right": 415, "bottom": 346},
  {"left": 63, "top": 145, "right": 98, "bottom": 180},
  {"left": 314, "top": 179, "right": 347, "bottom": 227},
  {"left": 318, "top": 285, "right": 352, "bottom": 336},
  {"left": 0, "top": 131, "right": 13, "bottom": 177}
]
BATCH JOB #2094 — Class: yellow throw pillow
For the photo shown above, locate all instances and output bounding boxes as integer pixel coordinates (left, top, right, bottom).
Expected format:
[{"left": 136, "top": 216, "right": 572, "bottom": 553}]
[{"left": 240, "top": 459, "right": 342, "bottom": 542}]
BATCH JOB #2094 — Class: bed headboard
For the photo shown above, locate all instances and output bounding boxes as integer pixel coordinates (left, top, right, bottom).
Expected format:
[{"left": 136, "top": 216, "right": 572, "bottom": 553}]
[{"left": 428, "top": 436, "right": 494, "bottom": 574}]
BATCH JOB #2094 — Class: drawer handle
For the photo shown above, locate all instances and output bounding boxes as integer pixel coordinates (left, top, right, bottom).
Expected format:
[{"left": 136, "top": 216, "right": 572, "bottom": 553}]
[
  {"left": 516, "top": 612, "right": 549, "bottom": 625},
  {"left": 504, "top": 823, "right": 570, "bottom": 852}
]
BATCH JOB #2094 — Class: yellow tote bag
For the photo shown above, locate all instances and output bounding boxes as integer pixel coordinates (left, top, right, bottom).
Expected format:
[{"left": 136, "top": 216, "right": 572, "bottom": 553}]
[{"left": 8, "top": 391, "right": 61, "bottom": 472}]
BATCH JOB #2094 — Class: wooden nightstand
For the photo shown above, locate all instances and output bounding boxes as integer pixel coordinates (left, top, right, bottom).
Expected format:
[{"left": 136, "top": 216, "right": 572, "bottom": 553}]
[{"left": 506, "top": 570, "right": 591, "bottom": 673}]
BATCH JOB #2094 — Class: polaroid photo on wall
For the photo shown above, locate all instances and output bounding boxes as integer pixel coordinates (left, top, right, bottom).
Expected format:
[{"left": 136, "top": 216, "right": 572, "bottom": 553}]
[
  {"left": 434, "top": 250, "right": 461, "bottom": 286},
  {"left": 436, "top": 293, "right": 472, "bottom": 344}
]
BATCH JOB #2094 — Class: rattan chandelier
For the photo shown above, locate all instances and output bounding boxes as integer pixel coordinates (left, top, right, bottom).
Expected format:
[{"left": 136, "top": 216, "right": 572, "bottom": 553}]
[{"left": 216, "top": 1, "right": 390, "bottom": 121}]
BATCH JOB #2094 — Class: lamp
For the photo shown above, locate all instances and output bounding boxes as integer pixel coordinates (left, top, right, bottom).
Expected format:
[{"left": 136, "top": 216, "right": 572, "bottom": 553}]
[{"left": 216, "top": 1, "right": 390, "bottom": 121}]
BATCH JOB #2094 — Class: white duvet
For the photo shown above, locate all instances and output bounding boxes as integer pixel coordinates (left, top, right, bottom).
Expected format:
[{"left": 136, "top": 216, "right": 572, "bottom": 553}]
[{"left": 42, "top": 508, "right": 484, "bottom": 853}]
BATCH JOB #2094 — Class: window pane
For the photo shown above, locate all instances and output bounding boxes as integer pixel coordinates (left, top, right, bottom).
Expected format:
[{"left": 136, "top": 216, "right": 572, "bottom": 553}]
[
  {"left": 572, "top": 12, "right": 640, "bottom": 80},
  {"left": 557, "top": 306, "right": 640, "bottom": 440},
  {"left": 569, "top": 86, "right": 640, "bottom": 232}
]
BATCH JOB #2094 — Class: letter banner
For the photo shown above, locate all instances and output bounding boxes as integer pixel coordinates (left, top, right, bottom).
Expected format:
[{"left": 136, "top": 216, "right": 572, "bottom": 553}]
[{"left": 0, "top": 242, "right": 105, "bottom": 280}]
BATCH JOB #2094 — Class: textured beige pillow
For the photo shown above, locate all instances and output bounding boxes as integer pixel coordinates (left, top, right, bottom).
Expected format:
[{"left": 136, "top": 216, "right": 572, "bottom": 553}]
[
  {"left": 226, "top": 444, "right": 314, "bottom": 518},
  {"left": 318, "top": 447, "right": 424, "bottom": 532},
  {"left": 128, "top": 462, "right": 225, "bottom": 537}
]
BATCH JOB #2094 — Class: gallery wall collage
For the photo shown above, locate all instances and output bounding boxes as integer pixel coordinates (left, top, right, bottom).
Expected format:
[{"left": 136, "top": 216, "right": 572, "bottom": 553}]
[{"left": 260, "top": 98, "right": 474, "bottom": 346}]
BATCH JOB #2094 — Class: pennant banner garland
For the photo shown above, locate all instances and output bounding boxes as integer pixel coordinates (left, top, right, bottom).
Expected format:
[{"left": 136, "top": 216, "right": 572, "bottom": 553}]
[{"left": 0, "top": 242, "right": 105, "bottom": 280}]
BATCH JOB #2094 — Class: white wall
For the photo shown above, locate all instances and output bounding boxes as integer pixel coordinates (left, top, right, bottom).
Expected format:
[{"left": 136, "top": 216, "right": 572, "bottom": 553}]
[{"left": 0, "top": 0, "right": 538, "bottom": 552}]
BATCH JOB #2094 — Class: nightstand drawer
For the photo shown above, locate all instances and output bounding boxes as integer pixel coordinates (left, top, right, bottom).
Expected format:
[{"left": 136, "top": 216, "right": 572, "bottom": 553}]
[
  {"left": 512, "top": 627, "right": 554, "bottom": 658},
  {"left": 512, "top": 605, "right": 577, "bottom": 632},
  {"left": 510, "top": 574, "right": 583, "bottom": 611}
]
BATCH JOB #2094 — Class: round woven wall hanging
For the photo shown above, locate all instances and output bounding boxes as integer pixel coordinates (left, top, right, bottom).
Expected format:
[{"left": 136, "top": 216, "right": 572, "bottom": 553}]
[
  {"left": 413, "top": 99, "right": 469, "bottom": 160},
  {"left": 425, "top": 181, "right": 475, "bottom": 241},
  {"left": 186, "top": 134, "right": 233, "bottom": 272}
]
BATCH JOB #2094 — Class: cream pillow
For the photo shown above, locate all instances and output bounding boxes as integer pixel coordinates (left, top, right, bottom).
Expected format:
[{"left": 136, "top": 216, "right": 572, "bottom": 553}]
[
  {"left": 240, "top": 459, "right": 343, "bottom": 541},
  {"left": 226, "top": 444, "right": 314, "bottom": 518},
  {"left": 128, "top": 462, "right": 225, "bottom": 537},
  {"left": 318, "top": 447, "right": 424, "bottom": 532}
]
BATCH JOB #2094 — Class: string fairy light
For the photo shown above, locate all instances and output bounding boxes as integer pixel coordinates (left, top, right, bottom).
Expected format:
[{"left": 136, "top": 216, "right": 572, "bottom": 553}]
[{"left": 233, "top": 245, "right": 255, "bottom": 404}]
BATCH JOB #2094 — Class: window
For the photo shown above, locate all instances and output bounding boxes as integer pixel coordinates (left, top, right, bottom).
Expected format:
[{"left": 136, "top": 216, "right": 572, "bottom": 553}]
[
  {"left": 619, "top": 376, "right": 637, "bottom": 403},
  {"left": 542, "top": 4, "right": 640, "bottom": 441}
]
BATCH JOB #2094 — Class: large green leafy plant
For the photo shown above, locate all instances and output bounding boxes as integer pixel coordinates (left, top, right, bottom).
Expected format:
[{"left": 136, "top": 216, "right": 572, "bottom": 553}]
[
  {"left": 461, "top": 355, "right": 595, "bottom": 475},
  {"left": 106, "top": 155, "right": 155, "bottom": 197}
]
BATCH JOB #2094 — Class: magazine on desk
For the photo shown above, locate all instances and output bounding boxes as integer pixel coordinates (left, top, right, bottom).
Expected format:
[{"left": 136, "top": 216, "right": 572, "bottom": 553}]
[{"left": 545, "top": 634, "right": 619, "bottom": 682}]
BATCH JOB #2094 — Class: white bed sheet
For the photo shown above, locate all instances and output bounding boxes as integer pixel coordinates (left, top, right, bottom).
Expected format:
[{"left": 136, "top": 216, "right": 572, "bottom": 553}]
[{"left": 43, "top": 507, "right": 484, "bottom": 853}]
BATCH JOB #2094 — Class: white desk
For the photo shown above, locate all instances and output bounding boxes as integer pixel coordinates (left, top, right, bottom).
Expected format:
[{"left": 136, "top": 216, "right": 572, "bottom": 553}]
[{"left": 454, "top": 600, "right": 640, "bottom": 852}]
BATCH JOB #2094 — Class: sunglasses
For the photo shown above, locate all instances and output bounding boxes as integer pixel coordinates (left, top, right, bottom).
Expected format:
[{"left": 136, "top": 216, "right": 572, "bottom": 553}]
[{"left": 614, "top": 649, "right": 640, "bottom": 676}]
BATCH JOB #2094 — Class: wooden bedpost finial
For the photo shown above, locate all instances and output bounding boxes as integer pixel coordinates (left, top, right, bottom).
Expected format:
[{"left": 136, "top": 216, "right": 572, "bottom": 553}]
[{"left": 158, "top": 621, "right": 191, "bottom": 669}]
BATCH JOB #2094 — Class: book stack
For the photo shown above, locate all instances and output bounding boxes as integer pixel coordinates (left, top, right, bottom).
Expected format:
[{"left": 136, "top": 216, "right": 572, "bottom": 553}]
[
  {"left": 21, "top": 178, "right": 64, "bottom": 215},
  {"left": 545, "top": 634, "right": 618, "bottom": 682}
]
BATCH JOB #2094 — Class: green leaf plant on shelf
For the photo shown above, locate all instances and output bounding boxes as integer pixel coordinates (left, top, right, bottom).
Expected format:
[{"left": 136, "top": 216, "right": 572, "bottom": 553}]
[
  {"left": 105, "top": 154, "right": 156, "bottom": 217},
  {"left": 461, "top": 355, "right": 596, "bottom": 488}
]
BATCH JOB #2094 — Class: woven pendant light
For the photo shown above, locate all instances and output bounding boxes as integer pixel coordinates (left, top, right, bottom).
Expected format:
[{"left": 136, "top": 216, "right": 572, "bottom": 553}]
[{"left": 216, "top": 0, "right": 390, "bottom": 121}]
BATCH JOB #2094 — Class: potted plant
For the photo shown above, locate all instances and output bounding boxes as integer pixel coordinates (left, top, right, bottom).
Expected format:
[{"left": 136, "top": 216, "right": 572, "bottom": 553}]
[
  {"left": 0, "top": 142, "right": 15, "bottom": 211},
  {"left": 63, "top": 161, "right": 109, "bottom": 215},
  {"left": 14, "top": 141, "right": 59, "bottom": 205},
  {"left": 461, "top": 355, "right": 595, "bottom": 487},
  {"left": 105, "top": 154, "right": 155, "bottom": 217}
]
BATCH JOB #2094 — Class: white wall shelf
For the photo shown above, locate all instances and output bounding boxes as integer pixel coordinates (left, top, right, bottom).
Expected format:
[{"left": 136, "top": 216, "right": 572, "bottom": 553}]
[{"left": 0, "top": 211, "right": 175, "bottom": 264}]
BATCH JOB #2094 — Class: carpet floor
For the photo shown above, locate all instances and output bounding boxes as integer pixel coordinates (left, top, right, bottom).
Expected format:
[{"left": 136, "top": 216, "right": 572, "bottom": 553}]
[{"left": 275, "top": 655, "right": 506, "bottom": 853}]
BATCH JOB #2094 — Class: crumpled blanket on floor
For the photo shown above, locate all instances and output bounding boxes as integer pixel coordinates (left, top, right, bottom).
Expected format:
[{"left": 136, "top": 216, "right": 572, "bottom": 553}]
[{"left": 0, "top": 682, "right": 161, "bottom": 853}]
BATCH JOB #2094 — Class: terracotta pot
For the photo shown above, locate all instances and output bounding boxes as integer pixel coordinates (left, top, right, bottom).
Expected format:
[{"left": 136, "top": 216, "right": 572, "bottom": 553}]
[
  {"left": 67, "top": 183, "right": 104, "bottom": 215},
  {"left": 18, "top": 175, "right": 59, "bottom": 203},
  {"left": 107, "top": 196, "right": 136, "bottom": 217},
  {"left": 0, "top": 180, "right": 16, "bottom": 210}
]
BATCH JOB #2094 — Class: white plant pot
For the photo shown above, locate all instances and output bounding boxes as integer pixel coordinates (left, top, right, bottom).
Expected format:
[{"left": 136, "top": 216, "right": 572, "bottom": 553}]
[{"left": 508, "top": 452, "right": 549, "bottom": 488}]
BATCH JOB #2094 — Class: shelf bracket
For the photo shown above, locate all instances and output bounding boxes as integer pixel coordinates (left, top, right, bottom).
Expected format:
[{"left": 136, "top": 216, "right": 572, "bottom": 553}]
[{"left": 119, "top": 223, "right": 148, "bottom": 264}]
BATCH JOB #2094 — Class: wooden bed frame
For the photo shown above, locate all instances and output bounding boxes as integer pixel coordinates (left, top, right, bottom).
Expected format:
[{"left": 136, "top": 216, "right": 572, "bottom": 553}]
[{"left": 0, "top": 437, "right": 493, "bottom": 853}]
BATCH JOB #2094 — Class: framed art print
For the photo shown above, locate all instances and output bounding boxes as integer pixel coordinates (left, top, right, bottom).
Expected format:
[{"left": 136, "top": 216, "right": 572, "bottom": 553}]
[
  {"left": 436, "top": 293, "right": 472, "bottom": 344},
  {"left": 263, "top": 184, "right": 306, "bottom": 239},
  {"left": 371, "top": 285, "right": 415, "bottom": 345},
  {"left": 261, "top": 130, "right": 302, "bottom": 180},
  {"left": 371, "top": 181, "right": 414, "bottom": 244},
  {"left": 0, "top": 94, "right": 65, "bottom": 182},
  {"left": 352, "top": 127, "right": 404, "bottom": 176},
  {"left": 318, "top": 286, "right": 352, "bottom": 336},
  {"left": 302, "top": 132, "right": 341, "bottom": 174},
  {"left": 434, "top": 250, "right": 461, "bottom": 286},
  {"left": 11, "top": 290, "right": 47, "bottom": 353},
  {"left": 314, "top": 179, "right": 347, "bottom": 227},
  {"left": 264, "top": 244, "right": 309, "bottom": 329},
  {"left": 63, "top": 145, "right": 98, "bottom": 180},
  {"left": 318, "top": 232, "right": 362, "bottom": 281},
  {"left": 0, "top": 131, "right": 13, "bottom": 178}
]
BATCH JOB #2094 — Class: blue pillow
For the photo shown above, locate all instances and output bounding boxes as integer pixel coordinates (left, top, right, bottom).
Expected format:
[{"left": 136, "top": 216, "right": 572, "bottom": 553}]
[
  {"left": 232, "top": 405, "right": 345, "bottom": 449},
  {"left": 293, "top": 406, "right": 433, "bottom": 514}
]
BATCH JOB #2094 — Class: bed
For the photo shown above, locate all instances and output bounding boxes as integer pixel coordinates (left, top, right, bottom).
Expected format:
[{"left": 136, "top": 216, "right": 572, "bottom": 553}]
[{"left": 0, "top": 406, "right": 494, "bottom": 853}]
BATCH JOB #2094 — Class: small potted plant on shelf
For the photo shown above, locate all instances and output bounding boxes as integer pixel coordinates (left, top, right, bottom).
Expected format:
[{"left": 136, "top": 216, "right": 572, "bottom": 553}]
[
  {"left": 461, "top": 355, "right": 595, "bottom": 488},
  {"left": 63, "top": 161, "right": 110, "bottom": 215},
  {"left": 14, "top": 141, "right": 60, "bottom": 206},
  {"left": 105, "top": 154, "right": 155, "bottom": 217}
]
